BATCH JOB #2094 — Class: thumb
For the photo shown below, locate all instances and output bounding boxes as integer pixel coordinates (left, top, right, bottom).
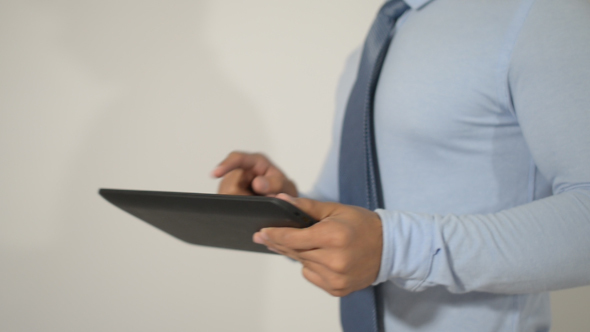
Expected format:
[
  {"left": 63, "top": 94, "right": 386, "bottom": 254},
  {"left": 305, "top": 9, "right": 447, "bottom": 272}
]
[{"left": 275, "top": 193, "right": 338, "bottom": 221}]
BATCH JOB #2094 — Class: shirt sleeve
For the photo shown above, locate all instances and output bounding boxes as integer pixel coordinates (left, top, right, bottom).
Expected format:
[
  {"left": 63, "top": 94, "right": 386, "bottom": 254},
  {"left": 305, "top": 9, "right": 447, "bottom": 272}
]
[{"left": 374, "top": 0, "right": 590, "bottom": 294}]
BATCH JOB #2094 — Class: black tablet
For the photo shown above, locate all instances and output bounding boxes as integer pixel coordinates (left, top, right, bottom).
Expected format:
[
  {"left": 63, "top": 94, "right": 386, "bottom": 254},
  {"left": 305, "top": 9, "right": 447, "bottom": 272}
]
[{"left": 99, "top": 188, "right": 317, "bottom": 254}]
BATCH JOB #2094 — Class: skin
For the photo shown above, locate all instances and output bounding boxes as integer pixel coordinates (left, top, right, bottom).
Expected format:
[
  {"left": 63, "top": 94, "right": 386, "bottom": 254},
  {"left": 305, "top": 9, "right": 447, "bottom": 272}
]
[{"left": 212, "top": 151, "right": 383, "bottom": 297}]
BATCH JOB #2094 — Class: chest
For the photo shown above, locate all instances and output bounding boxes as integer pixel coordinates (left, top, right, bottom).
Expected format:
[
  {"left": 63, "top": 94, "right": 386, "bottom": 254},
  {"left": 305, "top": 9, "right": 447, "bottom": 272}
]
[{"left": 374, "top": 0, "right": 522, "bottom": 146}]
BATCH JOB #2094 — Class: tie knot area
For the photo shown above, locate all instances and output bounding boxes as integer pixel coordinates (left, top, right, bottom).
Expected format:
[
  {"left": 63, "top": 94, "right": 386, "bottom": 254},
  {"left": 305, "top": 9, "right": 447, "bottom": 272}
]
[{"left": 379, "top": 0, "right": 411, "bottom": 21}]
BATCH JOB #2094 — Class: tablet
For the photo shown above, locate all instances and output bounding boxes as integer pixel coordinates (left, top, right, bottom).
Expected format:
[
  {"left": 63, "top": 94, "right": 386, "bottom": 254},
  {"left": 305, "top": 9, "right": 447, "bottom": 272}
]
[{"left": 99, "top": 188, "right": 317, "bottom": 254}]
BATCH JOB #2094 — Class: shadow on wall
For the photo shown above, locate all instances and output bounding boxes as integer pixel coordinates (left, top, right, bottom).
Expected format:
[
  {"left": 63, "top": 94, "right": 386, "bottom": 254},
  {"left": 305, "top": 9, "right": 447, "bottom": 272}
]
[{"left": 1, "top": 0, "right": 272, "bottom": 331}]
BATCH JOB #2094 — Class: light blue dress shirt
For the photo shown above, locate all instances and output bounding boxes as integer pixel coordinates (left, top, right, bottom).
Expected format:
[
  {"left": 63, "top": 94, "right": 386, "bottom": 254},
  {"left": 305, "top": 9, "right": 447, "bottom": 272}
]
[{"left": 308, "top": 0, "right": 590, "bottom": 331}]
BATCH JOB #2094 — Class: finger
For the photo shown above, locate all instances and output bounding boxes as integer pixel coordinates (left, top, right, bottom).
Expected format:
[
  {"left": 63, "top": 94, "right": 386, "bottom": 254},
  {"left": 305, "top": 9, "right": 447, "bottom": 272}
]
[
  {"left": 217, "top": 169, "right": 255, "bottom": 195},
  {"left": 270, "top": 246, "right": 302, "bottom": 261},
  {"left": 296, "top": 248, "right": 338, "bottom": 269},
  {"left": 263, "top": 169, "right": 299, "bottom": 196},
  {"left": 212, "top": 152, "right": 271, "bottom": 178},
  {"left": 264, "top": 220, "right": 356, "bottom": 274},
  {"left": 275, "top": 194, "right": 339, "bottom": 221},
  {"left": 302, "top": 261, "right": 351, "bottom": 297},
  {"left": 301, "top": 265, "right": 330, "bottom": 293},
  {"left": 254, "top": 232, "right": 304, "bottom": 261},
  {"left": 262, "top": 230, "right": 349, "bottom": 274},
  {"left": 261, "top": 227, "right": 320, "bottom": 250},
  {"left": 251, "top": 175, "right": 286, "bottom": 195},
  {"left": 211, "top": 151, "right": 249, "bottom": 177}
]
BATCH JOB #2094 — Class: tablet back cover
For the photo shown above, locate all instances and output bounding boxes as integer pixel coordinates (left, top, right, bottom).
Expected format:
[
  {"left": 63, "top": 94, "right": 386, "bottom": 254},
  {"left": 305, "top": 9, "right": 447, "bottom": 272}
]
[{"left": 99, "top": 189, "right": 315, "bottom": 254}]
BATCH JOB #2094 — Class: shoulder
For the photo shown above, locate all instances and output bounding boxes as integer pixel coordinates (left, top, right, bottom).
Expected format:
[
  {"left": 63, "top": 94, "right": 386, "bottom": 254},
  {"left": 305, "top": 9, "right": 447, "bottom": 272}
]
[
  {"left": 522, "top": 0, "right": 590, "bottom": 37},
  {"left": 512, "top": 0, "right": 590, "bottom": 73}
]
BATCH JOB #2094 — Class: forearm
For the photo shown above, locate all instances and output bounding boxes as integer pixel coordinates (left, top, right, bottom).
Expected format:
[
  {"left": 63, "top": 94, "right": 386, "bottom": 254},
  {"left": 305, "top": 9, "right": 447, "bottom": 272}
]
[{"left": 375, "top": 188, "right": 590, "bottom": 294}]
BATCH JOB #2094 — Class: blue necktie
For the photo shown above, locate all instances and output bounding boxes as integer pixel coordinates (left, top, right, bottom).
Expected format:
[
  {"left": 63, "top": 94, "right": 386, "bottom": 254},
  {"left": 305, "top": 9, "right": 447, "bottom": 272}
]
[{"left": 338, "top": 1, "right": 410, "bottom": 331}]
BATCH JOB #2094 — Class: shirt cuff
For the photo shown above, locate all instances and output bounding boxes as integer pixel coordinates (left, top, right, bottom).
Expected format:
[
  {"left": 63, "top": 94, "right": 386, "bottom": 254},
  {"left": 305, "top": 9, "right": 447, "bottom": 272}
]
[{"left": 372, "top": 209, "right": 438, "bottom": 291}]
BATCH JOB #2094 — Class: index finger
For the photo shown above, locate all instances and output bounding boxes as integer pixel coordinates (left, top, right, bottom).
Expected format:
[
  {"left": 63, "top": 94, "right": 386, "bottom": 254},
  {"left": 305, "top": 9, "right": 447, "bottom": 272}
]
[
  {"left": 211, "top": 152, "right": 271, "bottom": 178},
  {"left": 261, "top": 226, "right": 321, "bottom": 251}
]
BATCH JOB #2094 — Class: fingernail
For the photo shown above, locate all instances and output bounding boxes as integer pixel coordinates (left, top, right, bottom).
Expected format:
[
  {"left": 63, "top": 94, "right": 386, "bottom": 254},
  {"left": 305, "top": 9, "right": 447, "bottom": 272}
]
[
  {"left": 210, "top": 167, "right": 221, "bottom": 178},
  {"left": 259, "top": 229, "right": 270, "bottom": 242},
  {"left": 259, "top": 178, "right": 269, "bottom": 191},
  {"left": 253, "top": 232, "right": 264, "bottom": 244},
  {"left": 267, "top": 247, "right": 280, "bottom": 254}
]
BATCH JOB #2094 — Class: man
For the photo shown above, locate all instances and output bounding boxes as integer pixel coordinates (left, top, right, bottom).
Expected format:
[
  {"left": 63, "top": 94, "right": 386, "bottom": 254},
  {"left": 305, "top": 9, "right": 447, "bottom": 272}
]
[{"left": 212, "top": 0, "right": 590, "bottom": 331}]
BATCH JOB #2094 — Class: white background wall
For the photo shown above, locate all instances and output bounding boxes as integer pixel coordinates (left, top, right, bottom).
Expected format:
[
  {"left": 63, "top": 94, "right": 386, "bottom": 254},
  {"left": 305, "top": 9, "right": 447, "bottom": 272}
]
[{"left": 0, "top": 1, "right": 588, "bottom": 331}]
